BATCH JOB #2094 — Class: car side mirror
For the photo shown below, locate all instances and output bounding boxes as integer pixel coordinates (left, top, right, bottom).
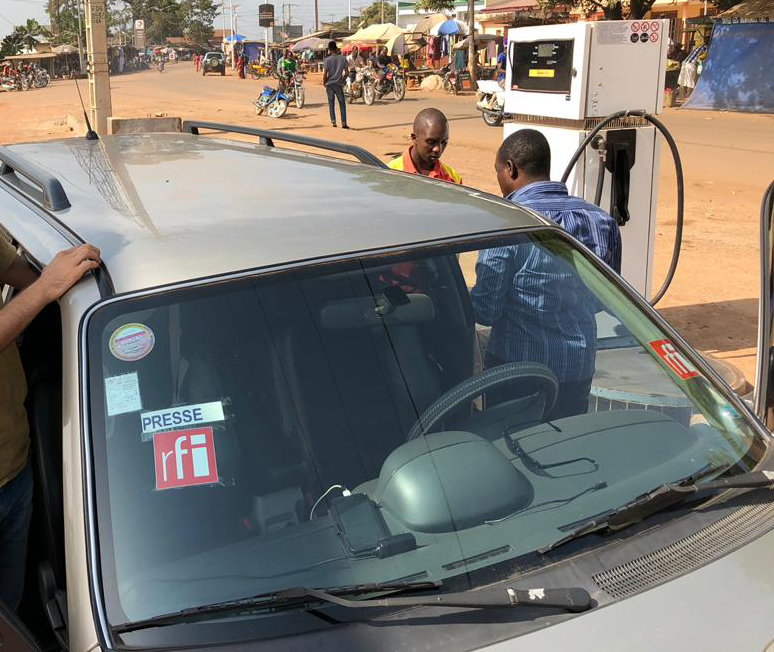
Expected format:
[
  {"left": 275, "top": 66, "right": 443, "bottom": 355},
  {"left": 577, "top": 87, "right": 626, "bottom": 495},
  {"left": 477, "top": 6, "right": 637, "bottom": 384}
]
[{"left": 753, "top": 181, "right": 774, "bottom": 429}]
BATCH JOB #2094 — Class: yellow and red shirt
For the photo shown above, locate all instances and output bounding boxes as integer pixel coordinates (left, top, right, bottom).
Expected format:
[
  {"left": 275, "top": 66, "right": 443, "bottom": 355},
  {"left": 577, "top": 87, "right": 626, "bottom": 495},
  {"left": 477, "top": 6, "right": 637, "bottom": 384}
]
[{"left": 387, "top": 147, "right": 462, "bottom": 184}]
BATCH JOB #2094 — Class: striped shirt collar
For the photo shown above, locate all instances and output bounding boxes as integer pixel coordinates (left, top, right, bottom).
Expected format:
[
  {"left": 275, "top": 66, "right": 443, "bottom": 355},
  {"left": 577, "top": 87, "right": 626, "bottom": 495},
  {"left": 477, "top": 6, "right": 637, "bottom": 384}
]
[{"left": 507, "top": 180, "right": 569, "bottom": 202}]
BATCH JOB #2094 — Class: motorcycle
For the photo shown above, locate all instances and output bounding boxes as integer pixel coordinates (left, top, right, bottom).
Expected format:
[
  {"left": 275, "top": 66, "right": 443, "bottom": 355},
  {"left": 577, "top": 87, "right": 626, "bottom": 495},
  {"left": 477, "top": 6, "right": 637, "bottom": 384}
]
[
  {"left": 363, "top": 64, "right": 406, "bottom": 105},
  {"left": 475, "top": 79, "right": 512, "bottom": 127},
  {"left": 280, "top": 71, "right": 305, "bottom": 109},
  {"left": 344, "top": 68, "right": 368, "bottom": 104},
  {"left": 158, "top": 60, "right": 165, "bottom": 73},
  {"left": 253, "top": 83, "right": 290, "bottom": 118},
  {"left": 441, "top": 65, "right": 459, "bottom": 95},
  {"left": 32, "top": 67, "right": 49, "bottom": 88},
  {"left": 249, "top": 61, "right": 275, "bottom": 80}
]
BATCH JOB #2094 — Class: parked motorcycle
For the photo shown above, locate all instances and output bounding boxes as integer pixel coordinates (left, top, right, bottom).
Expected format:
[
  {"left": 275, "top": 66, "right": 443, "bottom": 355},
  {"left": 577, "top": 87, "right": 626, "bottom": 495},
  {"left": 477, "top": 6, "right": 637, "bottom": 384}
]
[
  {"left": 32, "top": 68, "right": 49, "bottom": 88},
  {"left": 249, "top": 61, "right": 275, "bottom": 80},
  {"left": 475, "top": 79, "right": 512, "bottom": 127},
  {"left": 364, "top": 64, "right": 405, "bottom": 105},
  {"left": 253, "top": 83, "right": 290, "bottom": 118},
  {"left": 441, "top": 65, "right": 459, "bottom": 95}
]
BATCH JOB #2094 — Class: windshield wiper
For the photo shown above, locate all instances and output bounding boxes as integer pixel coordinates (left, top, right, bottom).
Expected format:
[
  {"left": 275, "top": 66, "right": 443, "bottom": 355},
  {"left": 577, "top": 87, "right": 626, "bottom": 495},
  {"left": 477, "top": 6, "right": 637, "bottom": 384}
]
[
  {"left": 539, "top": 466, "right": 774, "bottom": 555},
  {"left": 113, "top": 580, "right": 592, "bottom": 634}
]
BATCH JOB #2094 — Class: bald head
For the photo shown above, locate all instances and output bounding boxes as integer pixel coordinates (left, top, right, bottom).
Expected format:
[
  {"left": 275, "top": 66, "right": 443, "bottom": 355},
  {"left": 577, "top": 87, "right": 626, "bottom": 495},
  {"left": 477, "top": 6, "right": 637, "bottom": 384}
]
[
  {"left": 413, "top": 108, "right": 448, "bottom": 135},
  {"left": 410, "top": 108, "right": 450, "bottom": 171}
]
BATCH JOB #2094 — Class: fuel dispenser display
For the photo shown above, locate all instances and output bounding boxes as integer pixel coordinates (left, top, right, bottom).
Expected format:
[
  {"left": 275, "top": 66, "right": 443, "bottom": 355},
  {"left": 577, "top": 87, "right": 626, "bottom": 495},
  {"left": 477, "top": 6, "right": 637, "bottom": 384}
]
[{"left": 504, "top": 20, "right": 675, "bottom": 301}]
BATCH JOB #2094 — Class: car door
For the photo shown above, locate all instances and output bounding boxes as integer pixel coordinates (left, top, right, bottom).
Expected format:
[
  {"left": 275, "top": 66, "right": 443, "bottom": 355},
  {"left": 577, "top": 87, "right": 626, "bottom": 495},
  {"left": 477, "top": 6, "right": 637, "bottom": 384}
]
[{"left": 0, "top": 601, "right": 42, "bottom": 651}]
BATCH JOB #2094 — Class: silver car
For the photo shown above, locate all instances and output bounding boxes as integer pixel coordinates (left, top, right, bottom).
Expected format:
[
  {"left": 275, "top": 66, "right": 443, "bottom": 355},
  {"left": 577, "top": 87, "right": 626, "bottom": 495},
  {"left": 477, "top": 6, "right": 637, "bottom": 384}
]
[{"left": 1, "top": 121, "right": 774, "bottom": 652}]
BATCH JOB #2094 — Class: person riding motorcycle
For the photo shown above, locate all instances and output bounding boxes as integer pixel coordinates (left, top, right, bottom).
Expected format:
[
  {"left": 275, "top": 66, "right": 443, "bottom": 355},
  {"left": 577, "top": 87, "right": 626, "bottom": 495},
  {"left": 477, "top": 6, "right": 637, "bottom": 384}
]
[
  {"left": 277, "top": 50, "right": 297, "bottom": 83},
  {"left": 346, "top": 45, "right": 366, "bottom": 86},
  {"left": 370, "top": 47, "right": 393, "bottom": 92}
]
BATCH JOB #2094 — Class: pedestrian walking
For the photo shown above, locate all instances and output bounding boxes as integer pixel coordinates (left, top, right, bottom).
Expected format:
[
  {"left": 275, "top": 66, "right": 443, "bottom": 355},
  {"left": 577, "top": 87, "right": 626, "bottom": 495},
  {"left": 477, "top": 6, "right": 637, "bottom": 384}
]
[
  {"left": 194, "top": 53, "right": 200, "bottom": 72},
  {"left": 237, "top": 54, "right": 246, "bottom": 79},
  {"left": 323, "top": 41, "right": 349, "bottom": 129}
]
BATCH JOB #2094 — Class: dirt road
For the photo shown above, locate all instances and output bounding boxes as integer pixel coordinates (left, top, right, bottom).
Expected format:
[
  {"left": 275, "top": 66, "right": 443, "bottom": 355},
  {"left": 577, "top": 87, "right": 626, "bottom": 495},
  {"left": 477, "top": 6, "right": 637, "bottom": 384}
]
[{"left": 2, "top": 62, "right": 773, "bottom": 381}]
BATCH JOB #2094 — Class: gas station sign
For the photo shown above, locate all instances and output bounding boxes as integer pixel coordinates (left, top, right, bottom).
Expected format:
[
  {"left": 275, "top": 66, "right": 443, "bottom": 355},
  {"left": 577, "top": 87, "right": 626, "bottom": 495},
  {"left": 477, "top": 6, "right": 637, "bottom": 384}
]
[{"left": 259, "top": 4, "right": 275, "bottom": 27}]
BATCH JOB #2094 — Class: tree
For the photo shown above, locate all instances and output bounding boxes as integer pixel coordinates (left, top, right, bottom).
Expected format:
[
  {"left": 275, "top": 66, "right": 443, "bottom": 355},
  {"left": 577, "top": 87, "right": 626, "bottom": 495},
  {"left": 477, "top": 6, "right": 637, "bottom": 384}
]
[
  {"left": 181, "top": 0, "right": 219, "bottom": 46},
  {"left": 414, "top": 0, "right": 453, "bottom": 10},
  {"left": 541, "top": 0, "right": 674, "bottom": 20},
  {"left": 15, "top": 19, "right": 51, "bottom": 52},
  {"left": 1, "top": 31, "right": 24, "bottom": 59},
  {"left": 46, "top": 0, "right": 85, "bottom": 46}
]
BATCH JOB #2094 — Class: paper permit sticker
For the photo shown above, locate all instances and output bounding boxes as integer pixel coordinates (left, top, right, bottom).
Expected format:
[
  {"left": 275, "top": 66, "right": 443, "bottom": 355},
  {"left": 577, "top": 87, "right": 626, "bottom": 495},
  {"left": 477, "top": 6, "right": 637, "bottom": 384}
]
[
  {"left": 141, "top": 401, "right": 225, "bottom": 435},
  {"left": 649, "top": 339, "right": 699, "bottom": 380},
  {"left": 109, "top": 323, "right": 155, "bottom": 362},
  {"left": 153, "top": 427, "right": 218, "bottom": 490},
  {"left": 104, "top": 372, "right": 142, "bottom": 416}
]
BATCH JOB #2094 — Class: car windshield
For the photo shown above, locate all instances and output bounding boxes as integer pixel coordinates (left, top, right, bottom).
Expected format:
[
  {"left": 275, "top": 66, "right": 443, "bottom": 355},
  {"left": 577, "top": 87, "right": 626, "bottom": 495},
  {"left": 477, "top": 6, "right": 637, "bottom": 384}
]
[{"left": 86, "top": 230, "right": 764, "bottom": 634}]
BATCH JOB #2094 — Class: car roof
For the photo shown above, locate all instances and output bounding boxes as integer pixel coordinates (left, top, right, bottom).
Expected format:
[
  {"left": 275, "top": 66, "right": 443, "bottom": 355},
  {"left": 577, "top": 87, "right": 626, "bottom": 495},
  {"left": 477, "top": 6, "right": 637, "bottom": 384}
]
[{"left": 6, "top": 133, "right": 546, "bottom": 295}]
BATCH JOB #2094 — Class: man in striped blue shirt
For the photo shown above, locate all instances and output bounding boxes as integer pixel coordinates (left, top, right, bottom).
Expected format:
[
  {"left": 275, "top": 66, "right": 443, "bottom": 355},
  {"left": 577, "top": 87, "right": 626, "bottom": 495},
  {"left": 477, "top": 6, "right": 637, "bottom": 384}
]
[{"left": 470, "top": 129, "right": 621, "bottom": 420}]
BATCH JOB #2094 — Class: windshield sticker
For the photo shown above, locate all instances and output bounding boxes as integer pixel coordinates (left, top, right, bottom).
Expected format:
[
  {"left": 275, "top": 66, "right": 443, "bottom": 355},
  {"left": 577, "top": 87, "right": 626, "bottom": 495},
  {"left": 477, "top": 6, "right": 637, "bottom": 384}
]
[
  {"left": 109, "top": 323, "right": 155, "bottom": 362},
  {"left": 141, "top": 400, "right": 225, "bottom": 435},
  {"left": 649, "top": 339, "right": 699, "bottom": 380},
  {"left": 104, "top": 372, "right": 142, "bottom": 416},
  {"left": 153, "top": 427, "right": 218, "bottom": 490}
]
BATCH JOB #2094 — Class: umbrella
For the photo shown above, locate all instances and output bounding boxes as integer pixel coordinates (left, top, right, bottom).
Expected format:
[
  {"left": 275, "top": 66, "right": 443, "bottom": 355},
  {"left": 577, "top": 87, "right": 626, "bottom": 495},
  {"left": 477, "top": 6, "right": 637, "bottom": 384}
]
[
  {"left": 431, "top": 19, "right": 468, "bottom": 36},
  {"left": 225, "top": 33, "right": 246, "bottom": 43},
  {"left": 411, "top": 13, "right": 448, "bottom": 36},
  {"left": 453, "top": 33, "right": 497, "bottom": 50},
  {"left": 291, "top": 37, "right": 328, "bottom": 52},
  {"left": 386, "top": 32, "right": 422, "bottom": 55},
  {"left": 52, "top": 44, "right": 79, "bottom": 55}
]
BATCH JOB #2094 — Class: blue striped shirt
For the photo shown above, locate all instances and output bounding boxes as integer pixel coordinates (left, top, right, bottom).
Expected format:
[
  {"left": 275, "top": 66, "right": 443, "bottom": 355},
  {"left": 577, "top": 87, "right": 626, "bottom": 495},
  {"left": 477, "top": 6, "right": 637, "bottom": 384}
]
[{"left": 470, "top": 181, "right": 618, "bottom": 382}]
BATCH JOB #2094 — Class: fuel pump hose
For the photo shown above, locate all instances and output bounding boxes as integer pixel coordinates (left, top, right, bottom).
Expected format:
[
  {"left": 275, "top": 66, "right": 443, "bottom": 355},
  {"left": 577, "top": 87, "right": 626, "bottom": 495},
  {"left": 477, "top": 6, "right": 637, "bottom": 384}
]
[{"left": 560, "top": 109, "right": 684, "bottom": 307}]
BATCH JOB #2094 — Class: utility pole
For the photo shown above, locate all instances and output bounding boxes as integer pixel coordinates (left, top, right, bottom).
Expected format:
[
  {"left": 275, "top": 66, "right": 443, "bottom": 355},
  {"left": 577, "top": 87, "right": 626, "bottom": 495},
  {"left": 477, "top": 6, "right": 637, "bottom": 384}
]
[
  {"left": 314, "top": 0, "right": 318, "bottom": 32},
  {"left": 76, "top": 0, "right": 85, "bottom": 71},
  {"left": 348, "top": 0, "right": 351, "bottom": 30},
  {"left": 84, "top": 0, "right": 112, "bottom": 135},
  {"left": 228, "top": 0, "right": 235, "bottom": 67},
  {"left": 467, "top": 0, "right": 476, "bottom": 87},
  {"left": 381, "top": 0, "right": 384, "bottom": 23}
]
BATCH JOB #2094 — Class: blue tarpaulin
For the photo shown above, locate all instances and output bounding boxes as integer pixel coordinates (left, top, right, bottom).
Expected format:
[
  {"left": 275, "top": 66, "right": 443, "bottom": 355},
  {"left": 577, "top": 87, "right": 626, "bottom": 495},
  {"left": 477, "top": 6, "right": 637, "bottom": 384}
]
[{"left": 683, "top": 22, "right": 774, "bottom": 113}]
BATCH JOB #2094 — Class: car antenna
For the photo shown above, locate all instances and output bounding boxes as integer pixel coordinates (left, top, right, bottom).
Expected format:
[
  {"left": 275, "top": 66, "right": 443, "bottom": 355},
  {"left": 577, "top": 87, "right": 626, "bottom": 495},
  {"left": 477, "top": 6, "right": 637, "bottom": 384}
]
[{"left": 73, "top": 71, "right": 99, "bottom": 141}]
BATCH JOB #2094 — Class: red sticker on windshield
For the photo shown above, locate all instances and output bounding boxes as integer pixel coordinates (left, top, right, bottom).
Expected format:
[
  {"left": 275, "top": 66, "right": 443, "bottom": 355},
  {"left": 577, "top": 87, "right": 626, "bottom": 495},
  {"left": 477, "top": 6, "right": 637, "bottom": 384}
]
[
  {"left": 649, "top": 339, "right": 699, "bottom": 380},
  {"left": 153, "top": 427, "right": 218, "bottom": 490}
]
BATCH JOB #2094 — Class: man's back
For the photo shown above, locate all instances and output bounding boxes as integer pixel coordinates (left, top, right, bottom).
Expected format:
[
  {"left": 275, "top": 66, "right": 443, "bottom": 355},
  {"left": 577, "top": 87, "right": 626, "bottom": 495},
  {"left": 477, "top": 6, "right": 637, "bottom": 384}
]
[
  {"left": 507, "top": 181, "right": 621, "bottom": 273},
  {"left": 324, "top": 52, "right": 348, "bottom": 86}
]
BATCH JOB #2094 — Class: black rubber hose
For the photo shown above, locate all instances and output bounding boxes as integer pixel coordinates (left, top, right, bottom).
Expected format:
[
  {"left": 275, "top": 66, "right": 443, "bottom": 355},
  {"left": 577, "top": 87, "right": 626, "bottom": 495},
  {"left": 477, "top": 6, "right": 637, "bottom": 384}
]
[
  {"left": 560, "top": 109, "right": 684, "bottom": 307},
  {"left": 644, "top": 112, "right": 684, "bottom": 306},
  {"left": 594, "top": 159, "right": 605, "bottom": 207}
]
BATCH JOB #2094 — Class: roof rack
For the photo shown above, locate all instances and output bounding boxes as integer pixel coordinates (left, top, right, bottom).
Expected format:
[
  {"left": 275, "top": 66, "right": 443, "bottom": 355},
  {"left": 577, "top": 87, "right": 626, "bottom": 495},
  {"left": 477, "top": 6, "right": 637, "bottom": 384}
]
[
  {"left": 0, "top": 146, "right": 71, "bottom": 212},
  {"left": 182, "top": 121, "right": 388, "bottom": 169},
  {"left": 0, "top": 146, "right": 115, "bottom": 298}
]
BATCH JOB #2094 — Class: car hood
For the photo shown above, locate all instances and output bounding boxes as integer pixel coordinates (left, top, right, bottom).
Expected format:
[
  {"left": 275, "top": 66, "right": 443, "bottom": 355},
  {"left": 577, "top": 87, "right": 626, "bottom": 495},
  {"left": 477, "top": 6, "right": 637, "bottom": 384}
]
[{"left": 499, "top": 523, "right": 774, "bottom": 651}]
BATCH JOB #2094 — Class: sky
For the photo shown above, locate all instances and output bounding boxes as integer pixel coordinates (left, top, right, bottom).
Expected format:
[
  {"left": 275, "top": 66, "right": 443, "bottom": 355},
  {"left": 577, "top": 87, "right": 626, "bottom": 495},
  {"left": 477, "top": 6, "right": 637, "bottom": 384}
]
[{"left": 0, "top": 0, "right": 399, "bottom": 41}]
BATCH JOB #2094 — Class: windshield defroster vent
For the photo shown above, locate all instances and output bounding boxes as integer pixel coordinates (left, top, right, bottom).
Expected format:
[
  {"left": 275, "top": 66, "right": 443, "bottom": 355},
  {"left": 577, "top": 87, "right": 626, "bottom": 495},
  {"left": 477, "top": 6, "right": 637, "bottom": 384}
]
[{"left": 593, "top": 497, "right": 774, "bottom": 599}]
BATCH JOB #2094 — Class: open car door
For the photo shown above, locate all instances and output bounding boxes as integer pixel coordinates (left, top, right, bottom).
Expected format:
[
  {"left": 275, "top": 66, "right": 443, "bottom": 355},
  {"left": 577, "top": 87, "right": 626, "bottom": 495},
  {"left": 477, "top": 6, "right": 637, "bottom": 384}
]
[
  {"left": 755, "top": 180, "right": 774, "bottom": 429},
  {"left": 0, "top": 601, "right": 42, "bottom": 651}
]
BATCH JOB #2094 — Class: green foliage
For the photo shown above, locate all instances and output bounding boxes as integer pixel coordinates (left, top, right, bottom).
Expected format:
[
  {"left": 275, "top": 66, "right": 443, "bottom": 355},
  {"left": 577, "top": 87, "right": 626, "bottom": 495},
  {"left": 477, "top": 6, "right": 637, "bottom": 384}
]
[
  {"left": 1, "top": 31, "right": 24, "bottom": 58},
  {"left": 46, "top": 0, "right": 85, "bottom": 46},
  {"left": 540, "top": 0, "right": 659, "bottom": 20},
  {"left": 181, "top": 0, "right": 219, "bottom": 46},
  {"left": 414, "top": 0, "right": 454, "bottom": 11},
  {"left": 331, "top": 1, "right": 397, "bottom": 29}
]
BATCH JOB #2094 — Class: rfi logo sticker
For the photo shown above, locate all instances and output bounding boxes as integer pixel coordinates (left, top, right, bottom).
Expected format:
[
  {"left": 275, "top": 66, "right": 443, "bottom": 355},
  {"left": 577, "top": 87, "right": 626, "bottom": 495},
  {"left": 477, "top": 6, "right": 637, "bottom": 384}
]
[
  {"left": 650, "top": 339, "right": 699, "bottom": 380},
  {"left": 153, "top": 427, "right": 218, "bottom": 490}
]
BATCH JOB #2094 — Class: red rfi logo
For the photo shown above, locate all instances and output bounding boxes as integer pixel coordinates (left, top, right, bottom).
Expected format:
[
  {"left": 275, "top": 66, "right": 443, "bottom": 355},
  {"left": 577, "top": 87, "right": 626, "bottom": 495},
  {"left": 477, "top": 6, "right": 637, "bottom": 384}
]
[
  {"left": 650, "top": 339, "right": 699, "bottom": 380},
  {"left": 153, "top": 427, "right": 219, "bottom": 490}
]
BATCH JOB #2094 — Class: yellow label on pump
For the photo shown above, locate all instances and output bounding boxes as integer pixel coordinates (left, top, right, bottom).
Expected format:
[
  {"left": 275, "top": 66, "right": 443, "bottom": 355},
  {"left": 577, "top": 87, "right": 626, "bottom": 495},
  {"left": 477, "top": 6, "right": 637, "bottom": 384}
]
[{"left": 528, "top": 69, "right": 555, "bottom": 78}]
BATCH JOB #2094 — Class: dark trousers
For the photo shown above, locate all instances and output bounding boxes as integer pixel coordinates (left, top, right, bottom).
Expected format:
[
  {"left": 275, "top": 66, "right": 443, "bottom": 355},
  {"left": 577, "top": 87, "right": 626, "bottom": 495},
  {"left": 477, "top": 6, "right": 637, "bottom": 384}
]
[
  {"left": 484, "top": 353, "right": 592, "bottom": 421},
  {"left": 326, "top": 84, "right": 347, "bottom": 125},
  {"left": 0, "top": 462, "right": 33, "bottom": 611}
]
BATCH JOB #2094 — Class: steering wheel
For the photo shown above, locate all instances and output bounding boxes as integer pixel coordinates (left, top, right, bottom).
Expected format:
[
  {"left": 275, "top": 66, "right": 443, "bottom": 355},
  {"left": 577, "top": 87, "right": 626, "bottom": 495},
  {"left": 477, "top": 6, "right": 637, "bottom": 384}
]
[{"left": 406, "top": 362, "right": 559, "bottom": 441}]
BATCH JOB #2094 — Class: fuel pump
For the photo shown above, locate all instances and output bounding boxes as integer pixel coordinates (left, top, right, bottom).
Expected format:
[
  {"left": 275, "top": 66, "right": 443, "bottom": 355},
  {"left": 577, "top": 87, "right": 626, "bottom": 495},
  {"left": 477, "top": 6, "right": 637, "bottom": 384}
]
[{"left": 504, "top": 20, "right": 684, "bottom": 304}]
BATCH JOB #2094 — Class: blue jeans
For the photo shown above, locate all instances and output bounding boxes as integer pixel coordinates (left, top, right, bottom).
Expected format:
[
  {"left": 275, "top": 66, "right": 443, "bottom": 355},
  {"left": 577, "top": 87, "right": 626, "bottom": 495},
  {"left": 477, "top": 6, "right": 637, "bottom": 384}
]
[
  {"left": 326, "top": 84, "right": 347, "bottom": 125},
  {"left": 0, "top": 461, "right": 32, "bottom": 611}
]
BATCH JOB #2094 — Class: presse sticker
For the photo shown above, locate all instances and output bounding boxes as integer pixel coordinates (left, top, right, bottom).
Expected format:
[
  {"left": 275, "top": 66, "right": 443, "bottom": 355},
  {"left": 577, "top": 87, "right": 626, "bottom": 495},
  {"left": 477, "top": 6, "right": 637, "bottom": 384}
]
[{"left": 109, "top": 323, "right": 155, "bottom": 362}]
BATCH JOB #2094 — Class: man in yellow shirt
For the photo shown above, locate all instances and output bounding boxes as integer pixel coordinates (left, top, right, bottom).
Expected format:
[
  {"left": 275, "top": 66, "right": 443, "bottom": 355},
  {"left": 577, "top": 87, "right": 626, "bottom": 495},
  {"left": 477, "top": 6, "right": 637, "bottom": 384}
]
[
  {"left": 388, "top": 108, "right": 462, "bottom": 184},
  {"left": 0, "top": 238, "right": 100, "bottom": 611}
]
